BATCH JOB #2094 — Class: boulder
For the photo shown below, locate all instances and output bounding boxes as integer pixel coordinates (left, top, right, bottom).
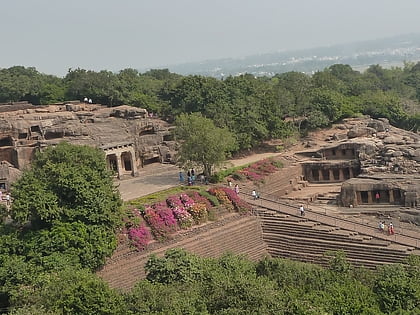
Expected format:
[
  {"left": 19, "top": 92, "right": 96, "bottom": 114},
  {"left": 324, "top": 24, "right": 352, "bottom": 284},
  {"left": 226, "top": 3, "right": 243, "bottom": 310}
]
[
  {"left": 383, "top": 136, "right": 405, "bottom": 145},
  {"left": 367, "top": 120, "right": 385, "bottom": 132},
  {"left": 347, "top": 127, "right": 376, "bottom": 139}
]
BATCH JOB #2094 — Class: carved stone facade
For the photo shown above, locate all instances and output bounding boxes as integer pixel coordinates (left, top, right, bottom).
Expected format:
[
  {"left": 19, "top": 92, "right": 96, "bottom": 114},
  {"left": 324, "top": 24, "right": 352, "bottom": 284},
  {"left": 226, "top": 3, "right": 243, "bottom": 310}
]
[
  {"left": 0, "top": 102, "right": 176, "bottom": 188},
  {"left": 296, "top": 117, "right": 420, "bottom": 208}
]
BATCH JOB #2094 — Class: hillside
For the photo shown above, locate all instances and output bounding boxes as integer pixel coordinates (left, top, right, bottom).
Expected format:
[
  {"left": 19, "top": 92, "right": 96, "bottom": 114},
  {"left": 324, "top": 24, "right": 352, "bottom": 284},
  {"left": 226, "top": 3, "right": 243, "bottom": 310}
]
[{"left": 165, "top": 33, "right": 420, "bottom": 77}]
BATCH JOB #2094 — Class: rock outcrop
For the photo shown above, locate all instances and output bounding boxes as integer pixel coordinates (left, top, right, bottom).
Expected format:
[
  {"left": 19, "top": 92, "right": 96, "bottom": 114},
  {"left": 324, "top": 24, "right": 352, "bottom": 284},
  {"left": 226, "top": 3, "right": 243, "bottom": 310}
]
[{"left": 0, "top": 102, "right": 175, "bottom": 189}]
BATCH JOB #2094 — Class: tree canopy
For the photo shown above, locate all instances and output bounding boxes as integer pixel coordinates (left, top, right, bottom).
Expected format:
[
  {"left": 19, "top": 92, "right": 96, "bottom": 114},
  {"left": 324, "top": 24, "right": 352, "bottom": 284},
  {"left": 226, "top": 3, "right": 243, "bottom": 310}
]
[{"left": 174, "top": 113, "right": 237, "bottom": 176}]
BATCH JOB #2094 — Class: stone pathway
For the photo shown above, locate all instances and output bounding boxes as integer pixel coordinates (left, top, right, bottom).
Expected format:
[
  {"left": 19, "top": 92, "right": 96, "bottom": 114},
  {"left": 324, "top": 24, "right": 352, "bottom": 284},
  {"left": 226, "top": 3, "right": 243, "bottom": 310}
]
[{"left": 117, "top": 152, "right": 282, "bottom": 201}]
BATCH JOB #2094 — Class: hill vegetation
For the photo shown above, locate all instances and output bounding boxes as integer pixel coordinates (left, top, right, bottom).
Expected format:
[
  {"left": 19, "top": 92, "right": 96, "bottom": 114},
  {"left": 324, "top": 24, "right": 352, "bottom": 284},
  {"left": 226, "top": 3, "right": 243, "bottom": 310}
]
[{"left": 0, "top": 63, "right": 419, "bottom": 155}]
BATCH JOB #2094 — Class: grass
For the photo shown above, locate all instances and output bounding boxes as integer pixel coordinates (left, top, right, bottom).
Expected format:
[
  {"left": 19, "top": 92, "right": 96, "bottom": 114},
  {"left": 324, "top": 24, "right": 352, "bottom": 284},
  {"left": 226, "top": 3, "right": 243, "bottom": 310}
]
[{"left": 124, "top": 186, "right": 203, "bottom": 209}]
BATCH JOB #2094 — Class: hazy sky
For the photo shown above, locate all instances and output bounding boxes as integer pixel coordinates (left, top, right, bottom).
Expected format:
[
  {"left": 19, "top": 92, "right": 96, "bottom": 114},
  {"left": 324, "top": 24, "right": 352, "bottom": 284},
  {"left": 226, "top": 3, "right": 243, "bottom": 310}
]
[{"left": 2, "top": 0, "right": 420, "bottom": 76}]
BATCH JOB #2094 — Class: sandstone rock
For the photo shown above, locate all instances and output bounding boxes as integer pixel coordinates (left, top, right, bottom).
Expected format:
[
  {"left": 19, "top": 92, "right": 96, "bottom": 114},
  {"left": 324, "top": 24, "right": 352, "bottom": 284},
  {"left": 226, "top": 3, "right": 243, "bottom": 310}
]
[
  {"left": 347, "top": 127, "right": 376, "bottom": 139},
  {"left": 383, "top": 136, "right": 405, "bottom": 145},
  {"left": 333, "top": 133, "right": 347, "bottom": 141},
  {"left": 367, "top": 120, "right": 385, "bottom": 132}
]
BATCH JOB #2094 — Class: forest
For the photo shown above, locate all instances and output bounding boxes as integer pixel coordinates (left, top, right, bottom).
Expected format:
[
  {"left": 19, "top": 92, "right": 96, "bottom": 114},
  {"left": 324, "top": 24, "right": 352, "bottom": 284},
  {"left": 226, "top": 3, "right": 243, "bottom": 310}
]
[{"left": 0, "top": 63, "right": 419, "bottom": 153}]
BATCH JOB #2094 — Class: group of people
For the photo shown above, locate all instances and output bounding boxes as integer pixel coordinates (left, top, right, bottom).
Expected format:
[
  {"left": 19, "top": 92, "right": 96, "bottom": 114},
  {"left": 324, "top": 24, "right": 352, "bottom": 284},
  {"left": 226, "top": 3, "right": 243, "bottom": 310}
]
[
  {"left": 83, "top": 97, "right": 93, "bottom": 104},
  {"left": 179, "top": 169, "right": 208, "bottom": 186},
  {"left": 379, "top": 221, "right": 395, "bottom": 235}
]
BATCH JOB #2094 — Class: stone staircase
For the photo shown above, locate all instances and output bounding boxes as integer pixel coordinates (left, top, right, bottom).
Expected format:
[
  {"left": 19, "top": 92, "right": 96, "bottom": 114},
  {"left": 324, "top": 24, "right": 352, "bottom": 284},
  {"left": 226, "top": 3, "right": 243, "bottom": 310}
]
[
  {"left": 257, "top": 208, "right": 414, "bottom": 269},
  {"left": 97, "top": 213, "right": 268, "bottom": 291}
]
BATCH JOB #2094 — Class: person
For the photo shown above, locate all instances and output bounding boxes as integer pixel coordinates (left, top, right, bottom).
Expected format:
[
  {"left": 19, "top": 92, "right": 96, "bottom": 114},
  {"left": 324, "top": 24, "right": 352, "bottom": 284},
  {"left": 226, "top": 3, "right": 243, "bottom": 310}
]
[
  {"left": 83, "top": 97, "right": 88, "bottom": 104},
  {"left": 187, "top": 176, "right": 192, "bottom": 186},
  {"left": 227, "top": 178, "right": 232, "bottom": 187},
  {"left": 5, "top": 192, "right": 10, "bottom": 207},
  {"left": 179, "top": 171, "right": 184, "bottom": 184},
  {"left": 251, "top": 189, "right": 258, "bottom": 200},
  {"left": 0, "top": 190, "right": 3, "bottom": 202},
  {"left": 187, "top": 170, "right": 191, "bottom": 178},
  {"left": 299, "top": 205, "right": 305, "bottom": 216},
  {"left": 88, "top": 98, "right": 92, "bottom": 104},
  {"left": 379, "top": 221, "right": 385, "bottom": 233},
  {"left": 234, "top": 184, "right": 239, "bottom": 195},
  {"left": 375, "top": 192, "right": 380, "bottom": 203},
  {"left": 388, "top": 222, "right": 394, "bottom": 235},
  {"left": 191, "top": 168, "right": 195, "bottom": 177}
]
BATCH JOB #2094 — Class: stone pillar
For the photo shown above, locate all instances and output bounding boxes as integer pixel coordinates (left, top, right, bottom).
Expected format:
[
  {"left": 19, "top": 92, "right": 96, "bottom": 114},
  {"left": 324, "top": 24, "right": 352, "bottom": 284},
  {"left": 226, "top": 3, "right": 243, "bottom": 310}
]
[
  {"left": 329, "top": 169, "right": 334, "bottom": 182},
  {"left": 356, "top": 191, "right": 362, "bottom": 205},
  {"left": 349, "top": 168, "right": 354, "bottom": 178},
  {"left": 115, "top": 152, "right": 123, "bottom": 179},
  {"left": 389, "top": 190, "right": 394, "bottom": 203},
  {"left": 367, "top": 191, "right": 373, "bottom": 204},
  {"left": 318, "top": 169, "right": 323, "bottom": 181},
  {"left": 338, "top": 168, "right": 344, "bottom": 181}
]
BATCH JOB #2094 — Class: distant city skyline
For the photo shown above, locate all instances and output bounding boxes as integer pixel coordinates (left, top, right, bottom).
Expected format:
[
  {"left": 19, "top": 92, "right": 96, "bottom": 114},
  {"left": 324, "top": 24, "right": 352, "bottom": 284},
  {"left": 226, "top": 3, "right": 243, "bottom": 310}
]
[{"left": 2, "top": 0, "right": 420, "bottom": 76}]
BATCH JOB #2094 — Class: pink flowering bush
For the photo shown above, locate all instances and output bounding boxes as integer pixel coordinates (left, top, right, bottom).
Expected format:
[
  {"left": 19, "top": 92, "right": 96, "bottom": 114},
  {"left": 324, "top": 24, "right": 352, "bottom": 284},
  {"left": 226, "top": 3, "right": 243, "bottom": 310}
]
[
  {"left": 180, "top": 193, "right": 195, "bottom": 209},
  {"left": 236, "top": 158, "right": 281, "bottom": 182},
  {"left": 218, "top": 187, "right": 252, "bottom": 214},
  {"left": 172, "top": 206, "right": 194, "bottom": 228},
  {"left": 166, "top": 195, "right": 184, "bottom": 209},
  {"left": 153, "top": 201, "right": 178, "bottom": 231},
  {"left": 128, "top": 224, "right": 152, "bottom": 250},
  {"left": 144, "top": 206, "right": 173, "bottom": 240}
]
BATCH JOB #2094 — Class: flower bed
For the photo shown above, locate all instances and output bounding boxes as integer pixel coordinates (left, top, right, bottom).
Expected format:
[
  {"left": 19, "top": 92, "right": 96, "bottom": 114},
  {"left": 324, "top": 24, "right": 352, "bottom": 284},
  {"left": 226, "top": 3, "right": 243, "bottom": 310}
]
[
  {"left": 235, "top": 158, "right": 282, "bottom": 182},
  {"left": 121, "top": 186, "right": 253, "bottom": 251},
  {"left": 208, "top": 187, "right": 235, "bottom": 212},
  {"left": 217, "top": 187, "right": 252, "bottom": 214}
]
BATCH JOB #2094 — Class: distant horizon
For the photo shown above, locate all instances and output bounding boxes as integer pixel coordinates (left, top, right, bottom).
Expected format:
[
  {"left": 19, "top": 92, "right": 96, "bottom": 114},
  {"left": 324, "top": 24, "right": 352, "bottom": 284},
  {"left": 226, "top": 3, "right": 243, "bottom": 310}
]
[
  {"left": 2, "top": 32, "right": 419, "bottom": 77},
  {"left": 2, "top": 1, "right": 420, "bottom": 76}
]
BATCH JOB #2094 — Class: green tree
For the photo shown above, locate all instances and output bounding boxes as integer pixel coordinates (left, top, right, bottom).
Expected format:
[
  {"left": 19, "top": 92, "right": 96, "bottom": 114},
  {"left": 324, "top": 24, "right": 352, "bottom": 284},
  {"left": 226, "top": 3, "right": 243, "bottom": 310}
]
[
  {"left": 11, "top": 267, "right": 126, "bottom": 315},
  {"left": 374, "top": 264, "right": 420, "bottom": 313},
  {"left": 9, "top": 142, "right": 121, "bottom": 269},
  {"left": 11, "top": 142, "right": 121, "bottom": 228},
  {"left": 174, "top": 113, "right": 237, "bottom": 176}
]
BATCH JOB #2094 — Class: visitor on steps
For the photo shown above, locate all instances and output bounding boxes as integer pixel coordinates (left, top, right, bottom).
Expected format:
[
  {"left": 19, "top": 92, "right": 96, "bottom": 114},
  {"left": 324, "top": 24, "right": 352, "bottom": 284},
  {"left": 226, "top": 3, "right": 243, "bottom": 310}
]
[
  {"left": 375, "top": 192, "right": 380, "bottom": 203},
  {"left": 234, "top": 184, "right": 239, "bottom": 195},
  {"left": 251, "top": 189, "right": 259, "bottom": 200},
  {"left": 299, "top": 205, "right": 305, "bottom": 216},
  {"left": 388, "top": 222, "right": 394, "bottom": 235},
  {"left": 379, "top": 221, "right": 385, "bottom": 233}
]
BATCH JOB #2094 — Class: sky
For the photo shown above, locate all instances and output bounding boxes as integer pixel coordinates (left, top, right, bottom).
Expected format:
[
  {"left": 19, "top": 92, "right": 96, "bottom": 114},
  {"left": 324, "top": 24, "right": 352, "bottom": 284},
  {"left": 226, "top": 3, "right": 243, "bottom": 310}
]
[{"left": 2, "top": 0, "right": 420, "bottom": 76}]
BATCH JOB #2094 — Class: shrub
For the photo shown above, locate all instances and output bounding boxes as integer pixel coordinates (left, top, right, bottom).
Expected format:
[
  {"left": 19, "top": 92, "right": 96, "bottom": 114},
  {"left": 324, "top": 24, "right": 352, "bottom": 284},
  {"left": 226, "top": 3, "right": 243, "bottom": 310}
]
[
  {"left": 208, "top": 187, "right": 234, "bottom": 212},
  {"left": 128, "top": 225, "right": 152, "bottom": 250},
  {"left": 144, "top": 207, "right": 172, "bottom": 240},
  {"left": 218, "top": 187, "right": 252, "bottom": 214},
  {"left": 188, "top": 203, "right": 208, "bottom": 224},
  {"left": 199, "top": 190, "right": 219, "bottom": 206},
  {"left": 172, "top": 207, "right": 194, "bottom": 229},
  {"left": 180, "top": 194, "right": 195, "bottom": 209},
  {"left": 186, "top": 191, "right": 212, "bottom": 210},
  {"left": 235, "top": 158, "right": 282, "bottom": 183}
]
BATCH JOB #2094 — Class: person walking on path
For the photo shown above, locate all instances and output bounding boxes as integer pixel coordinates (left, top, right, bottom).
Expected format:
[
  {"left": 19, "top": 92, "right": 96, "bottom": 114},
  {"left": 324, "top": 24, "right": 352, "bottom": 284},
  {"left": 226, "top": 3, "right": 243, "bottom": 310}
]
[
  {"left": 234, "top": 184, "right": 239, "bottom": 195},
  {"left": 179, "top": 171, "right": 184, "bottom": 184},
  {"left": 251, "top": 189, "right": 259, "bottom": 200},
  {"left": 379, "top": 221, "right": 385, "bottom": 233},
  {"left": 375, "top": 192, "right": 380, "bottom": 203},
  {"left": 299, "top": 205, "right": 305, "bottom": 216},
  {"left": 388, "top": 222, "right": 394, "bottom": 235}
]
